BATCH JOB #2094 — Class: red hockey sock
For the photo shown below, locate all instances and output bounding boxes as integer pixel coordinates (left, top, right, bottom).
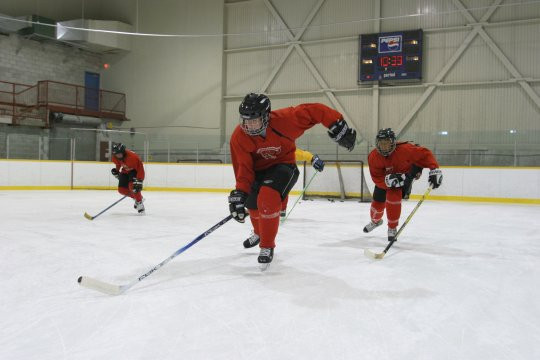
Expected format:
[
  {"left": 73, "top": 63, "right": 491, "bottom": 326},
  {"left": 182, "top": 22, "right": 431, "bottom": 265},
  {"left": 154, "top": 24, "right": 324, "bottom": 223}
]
[
  {"left": 370, "top": 200, "right": 385, "bottom": 223},
  {"left": 281, "top": 195, "right": 289, "bottom": 212},
  {"left": 133, "top": 192, "right": 143, "bottom": 202},
  {"left": 248, "top": 209, "right": 260, "bottom": 235},
  {"left": 118, "top": 186, "right": 142, "bottom": 202},
  {"left": 118, "top": 187, "right": 134, "bottom": 199},
  {"left": 257, "top": 186, "right": 281, "bottom": 248},
  {"left": 128, "top": 183, "right": 143, "bottom": 202},
  {"left": 385, "top": 188, "right": 402, "bottom": 229}
]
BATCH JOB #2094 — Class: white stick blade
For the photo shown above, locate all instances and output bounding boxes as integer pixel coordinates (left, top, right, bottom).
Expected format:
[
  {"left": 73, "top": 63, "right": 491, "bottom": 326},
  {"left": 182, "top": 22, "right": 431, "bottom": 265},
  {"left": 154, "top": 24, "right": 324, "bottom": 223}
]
[
  {"left": 83, "top": 212, "right": 94, "bottom": 220},
  {"left": 363, "top": 248, "right": 385, "bottom": 260},
  {"left": 78, "top": 276, "right": 123, "bottom": 295}
]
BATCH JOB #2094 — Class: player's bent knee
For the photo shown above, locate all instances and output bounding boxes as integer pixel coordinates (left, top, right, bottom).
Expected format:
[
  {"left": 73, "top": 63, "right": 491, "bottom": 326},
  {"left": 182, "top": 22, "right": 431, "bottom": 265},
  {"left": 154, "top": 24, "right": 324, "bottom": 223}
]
[
  {"left": 257, "top": 186, "right": 282, "bottom": 211},
  {"left": 118, "top": 187, "right": 130, "bottom": 196},
  {"left": 373, "top": 186, "right": 387, "bottom": 202},
  {"left": 386, "top": 187, "right": 402, "bottom": 201}
]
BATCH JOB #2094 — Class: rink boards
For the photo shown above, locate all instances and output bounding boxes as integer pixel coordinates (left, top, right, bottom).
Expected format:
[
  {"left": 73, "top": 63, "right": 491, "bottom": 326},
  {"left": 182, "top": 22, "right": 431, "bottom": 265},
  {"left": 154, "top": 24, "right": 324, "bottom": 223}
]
[{"left": 0, "top": 159, "right": 538, "bottom": 204}]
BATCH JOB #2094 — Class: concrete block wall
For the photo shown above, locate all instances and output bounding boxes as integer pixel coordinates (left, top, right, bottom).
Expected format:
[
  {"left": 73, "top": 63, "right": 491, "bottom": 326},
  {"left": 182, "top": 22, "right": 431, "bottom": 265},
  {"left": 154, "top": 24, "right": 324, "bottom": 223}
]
[
  {"left": 0, "top": 33, "right": 102, "bottom": 86},
  {"left": 0, "top": 33, "right": 104, "bottom": 159}
]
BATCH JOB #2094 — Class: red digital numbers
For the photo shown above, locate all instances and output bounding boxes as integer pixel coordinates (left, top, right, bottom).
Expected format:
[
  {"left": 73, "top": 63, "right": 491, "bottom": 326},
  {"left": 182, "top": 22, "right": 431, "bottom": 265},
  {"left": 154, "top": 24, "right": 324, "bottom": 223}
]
[{"left": 379, "top": 55, "right": 403, "bottom": 67}]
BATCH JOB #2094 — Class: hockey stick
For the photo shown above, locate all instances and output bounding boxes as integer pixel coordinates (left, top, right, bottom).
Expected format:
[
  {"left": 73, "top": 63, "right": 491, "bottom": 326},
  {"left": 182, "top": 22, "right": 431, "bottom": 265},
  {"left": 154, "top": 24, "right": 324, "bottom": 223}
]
[
  {"left": 280, "top": 171, "right": 318, "bottom": 224},
  {"left": 364, "top": 186, "right": 432, "bottom": 260},
  {"left": 84, "top": 195, "right": 129, "bottom": 220},
  {"left": 78, "top": 214, "right": 233, "bottom": 295}
]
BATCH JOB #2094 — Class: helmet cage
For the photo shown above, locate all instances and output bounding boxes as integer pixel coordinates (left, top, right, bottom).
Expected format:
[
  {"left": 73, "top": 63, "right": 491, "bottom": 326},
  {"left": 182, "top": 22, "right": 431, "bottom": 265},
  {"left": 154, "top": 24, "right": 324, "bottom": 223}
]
[
  {"left": 239, "top": 93, "right": 271, "bottom": 136},
  {"left": 240, "top": 112, "right": 269, "bottom": 136},
  {"left": 375, "top": 129, "right": 396, "bottom": 157}
]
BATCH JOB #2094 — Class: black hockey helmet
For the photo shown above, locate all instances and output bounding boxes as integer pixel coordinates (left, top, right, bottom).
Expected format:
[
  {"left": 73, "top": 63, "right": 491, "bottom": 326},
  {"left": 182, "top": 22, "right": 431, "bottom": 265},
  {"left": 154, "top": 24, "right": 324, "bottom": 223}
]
[
  {"left": 375, "top": 128, "right": 396, "bottom": 156},
  {"left": 239, "top": 93, "right": 271, "bottom": 136},
  {"left": 112, "top": 142, "right": 126, "bottom": 155}
]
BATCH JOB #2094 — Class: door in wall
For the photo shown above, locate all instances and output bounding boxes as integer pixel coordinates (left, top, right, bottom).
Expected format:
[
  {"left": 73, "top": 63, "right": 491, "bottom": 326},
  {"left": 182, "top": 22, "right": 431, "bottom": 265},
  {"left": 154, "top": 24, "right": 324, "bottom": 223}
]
[
  {"left": 84, "top": 71, "right": 100, "bottom": 111},
  {"left": 100, "top": 141, "right": 110, "bottom": 162}
]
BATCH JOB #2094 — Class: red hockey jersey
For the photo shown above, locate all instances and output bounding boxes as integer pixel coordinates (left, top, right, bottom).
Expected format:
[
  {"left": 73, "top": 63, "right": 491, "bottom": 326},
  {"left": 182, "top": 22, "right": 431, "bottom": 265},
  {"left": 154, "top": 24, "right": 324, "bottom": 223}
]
[
  {"left": 112, "top": 149, "right": 145, "bottom": 180},
  {"left": 368, "top": 142, "right": 438, "bottom": 190},
  {"left": 230, "top": 103, "right": 342, "bottom": 193}
]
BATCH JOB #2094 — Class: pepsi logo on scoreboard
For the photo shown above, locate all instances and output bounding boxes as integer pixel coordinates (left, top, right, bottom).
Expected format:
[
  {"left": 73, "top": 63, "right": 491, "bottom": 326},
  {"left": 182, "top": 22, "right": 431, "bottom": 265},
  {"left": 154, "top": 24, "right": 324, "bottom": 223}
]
[{"left": 378, "top": 35, "right": 402, "bottom": 53}]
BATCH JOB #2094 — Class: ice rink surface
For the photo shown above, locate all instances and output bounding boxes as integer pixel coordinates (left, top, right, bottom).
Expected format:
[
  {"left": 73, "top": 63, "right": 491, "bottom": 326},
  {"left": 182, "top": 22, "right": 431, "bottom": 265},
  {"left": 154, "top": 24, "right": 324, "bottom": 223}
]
[{"left": 1, "top": 190, "right": 539, "bottom": 360}]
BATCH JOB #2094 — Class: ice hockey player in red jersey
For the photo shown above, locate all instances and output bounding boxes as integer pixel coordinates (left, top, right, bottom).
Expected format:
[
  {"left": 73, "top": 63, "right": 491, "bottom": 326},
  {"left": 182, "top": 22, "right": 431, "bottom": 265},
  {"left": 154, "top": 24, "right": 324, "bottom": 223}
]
[
  {"left": 228, "top": 93, "right": 357, "bottom": 269},
  {"left": 111, "top": 143, "right": 146, "bottom": 214},
  {"left": 364, "top": 128, "right": 442, "bottom": 241}
]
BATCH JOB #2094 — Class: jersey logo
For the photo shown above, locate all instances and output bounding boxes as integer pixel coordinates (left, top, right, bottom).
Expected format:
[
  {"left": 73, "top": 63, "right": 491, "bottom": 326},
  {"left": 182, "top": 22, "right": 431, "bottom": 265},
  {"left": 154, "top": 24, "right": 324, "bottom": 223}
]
[{"left": 257, "top": 146, "right": 281, "bottom": 159}]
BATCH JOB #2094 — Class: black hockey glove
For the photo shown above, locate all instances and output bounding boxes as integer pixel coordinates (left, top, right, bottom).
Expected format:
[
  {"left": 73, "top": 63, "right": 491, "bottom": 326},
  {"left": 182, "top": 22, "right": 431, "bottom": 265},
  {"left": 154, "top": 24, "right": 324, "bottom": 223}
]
[
  {"left": 385, "top": 173, "right": 406, "bottom": 188},
  {"left": 328, "top": 119, "right": 356, "bottom": 151},
  {"left": 132, "top": 178, "right": 143, "bottom": 193},
  {"left": 111, "top": 168, "right": 119, "bottom": 179},
  {"left": 311, "top": 154, "right": 325, "bottom": 172},
  {"left": 428, "top": 169, "right": 443, "bottom": 189},
  {"left": 228, "top": 190, "right": 247, "bottom": 223}
]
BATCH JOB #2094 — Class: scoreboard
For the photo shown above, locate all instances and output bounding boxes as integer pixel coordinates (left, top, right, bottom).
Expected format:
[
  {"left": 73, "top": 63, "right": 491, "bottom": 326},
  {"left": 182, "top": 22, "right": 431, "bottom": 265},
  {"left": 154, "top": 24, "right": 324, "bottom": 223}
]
[{"left": 358, "top": 29, "right": 423, "bottom": 82}]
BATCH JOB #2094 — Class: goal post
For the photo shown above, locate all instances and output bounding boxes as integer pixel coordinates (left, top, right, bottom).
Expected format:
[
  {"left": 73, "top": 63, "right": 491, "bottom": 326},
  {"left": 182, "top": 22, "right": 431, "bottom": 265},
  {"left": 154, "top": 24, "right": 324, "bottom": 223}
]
[{"left": 302, "top": 160, "right": 373, "bottom": 202}]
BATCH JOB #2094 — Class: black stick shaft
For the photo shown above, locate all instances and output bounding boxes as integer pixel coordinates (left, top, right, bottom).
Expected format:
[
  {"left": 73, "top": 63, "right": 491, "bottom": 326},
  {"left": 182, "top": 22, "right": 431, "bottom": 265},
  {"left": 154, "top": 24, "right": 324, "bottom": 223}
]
[
  {"left": 91, "top": 195, "right": 129, "bottom": 219},
  {"left": 380, "top": 186, "right": 432, "bottom": 255}
]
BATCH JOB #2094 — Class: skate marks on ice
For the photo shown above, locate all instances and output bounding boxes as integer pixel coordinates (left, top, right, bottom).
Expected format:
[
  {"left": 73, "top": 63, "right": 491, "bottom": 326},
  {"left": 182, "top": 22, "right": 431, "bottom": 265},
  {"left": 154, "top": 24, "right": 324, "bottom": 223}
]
[
  {"left": 390, "top": 242, "right": 497, "bottom": 259},
  {"left": 232, "top": 261, "right": 435, "bottom": 308},
  {"left": 320, "top": 236, "right": 496, "bottom": 259},
  {"left": 119, "top": 247, "right": 436, "bottom": 307}
]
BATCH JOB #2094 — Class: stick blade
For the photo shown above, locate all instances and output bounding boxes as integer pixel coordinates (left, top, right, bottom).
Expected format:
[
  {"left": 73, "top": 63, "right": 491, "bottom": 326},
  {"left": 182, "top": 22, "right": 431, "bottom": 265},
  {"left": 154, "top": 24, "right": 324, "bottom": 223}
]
[
  {"left": 363, "top": 248, "right": 386, "bottom": 260},
  {"left": 78, "top": 276, "right": 123, "bottom": 295},
  {"left": 83, "top": 212, "right": 94, "bottom": 220}
]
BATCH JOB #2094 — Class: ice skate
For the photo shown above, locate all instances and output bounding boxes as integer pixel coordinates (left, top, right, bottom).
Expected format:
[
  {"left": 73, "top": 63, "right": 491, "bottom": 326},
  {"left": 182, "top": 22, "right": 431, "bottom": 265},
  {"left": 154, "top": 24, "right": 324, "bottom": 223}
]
[
  {"left": 258, "top": 247, "right": 273, "bottom": 271},
  {"left": 134, "top": 198, "right": 145, "bottom": 214},
  {"left": 243, "top": 232, "right": 260, "bottom": 248},
  {"left": 363, "top": 219, "right": 383, "bottom": 233},
  {"left": 388, "top": 227, "right": 397, "bottom": 242}
]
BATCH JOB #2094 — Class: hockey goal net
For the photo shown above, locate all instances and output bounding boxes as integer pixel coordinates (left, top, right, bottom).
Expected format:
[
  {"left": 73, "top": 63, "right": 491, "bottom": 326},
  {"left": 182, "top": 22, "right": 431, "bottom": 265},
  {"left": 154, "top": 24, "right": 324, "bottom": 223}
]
[{"left": 302, "top": 160, "right": 372, "bottom": 202}]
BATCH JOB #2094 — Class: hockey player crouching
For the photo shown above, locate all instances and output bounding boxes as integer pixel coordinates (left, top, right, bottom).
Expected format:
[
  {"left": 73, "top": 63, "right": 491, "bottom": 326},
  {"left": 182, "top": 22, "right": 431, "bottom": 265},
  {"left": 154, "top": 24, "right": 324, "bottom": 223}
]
[
  {"left": 228, "top": 93, "right": 356, "bottom": 268},
  {"left": 111, "top": 143, "right": 146, "bottom": 214},
  {"left": 364, "top": 128, "right": 443, "bottom": 241}
]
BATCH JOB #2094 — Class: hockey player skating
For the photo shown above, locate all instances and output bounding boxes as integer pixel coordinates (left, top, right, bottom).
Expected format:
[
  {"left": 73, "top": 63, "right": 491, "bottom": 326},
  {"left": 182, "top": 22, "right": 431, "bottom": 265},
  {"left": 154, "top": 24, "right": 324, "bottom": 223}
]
[
  {"left": 364, "top": 128, "right": 442, "bottom": 241},
  {"left": 228, "top": 93, "right": 356, "bottom": 269},
  {"left": 111, "top": 143, "right": 146, "bottom": 214},
  {"left": 280, "top": 148, "right": 325, "bottom": 217}
]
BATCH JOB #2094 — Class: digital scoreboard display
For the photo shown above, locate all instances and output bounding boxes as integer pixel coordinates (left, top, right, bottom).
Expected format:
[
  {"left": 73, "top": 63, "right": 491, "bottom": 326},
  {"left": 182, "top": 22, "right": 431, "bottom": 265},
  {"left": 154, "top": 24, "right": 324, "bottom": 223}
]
[{"left": 358, "top": 29, "right": 423, "bottom": 82}]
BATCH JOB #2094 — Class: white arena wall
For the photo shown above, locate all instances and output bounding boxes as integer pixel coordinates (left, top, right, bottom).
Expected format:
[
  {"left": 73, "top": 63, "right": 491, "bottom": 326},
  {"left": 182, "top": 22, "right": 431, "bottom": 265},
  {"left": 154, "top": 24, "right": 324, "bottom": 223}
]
[{"left": 0, "top": 160, "right": 538, "bottom": 204}]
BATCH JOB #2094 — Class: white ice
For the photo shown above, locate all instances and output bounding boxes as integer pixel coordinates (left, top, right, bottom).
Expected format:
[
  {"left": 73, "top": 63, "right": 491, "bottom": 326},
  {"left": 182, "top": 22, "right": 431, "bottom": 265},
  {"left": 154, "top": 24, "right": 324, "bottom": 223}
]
[{"left": 1, "top": 190, "right": 539, "bottom": 360}]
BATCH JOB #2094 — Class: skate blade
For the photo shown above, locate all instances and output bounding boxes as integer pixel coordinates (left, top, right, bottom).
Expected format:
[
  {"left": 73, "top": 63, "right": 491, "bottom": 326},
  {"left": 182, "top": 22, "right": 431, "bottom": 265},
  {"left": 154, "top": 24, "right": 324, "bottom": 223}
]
[{"left": 259, "top": 263, "right": 271, "bottom": 271}]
